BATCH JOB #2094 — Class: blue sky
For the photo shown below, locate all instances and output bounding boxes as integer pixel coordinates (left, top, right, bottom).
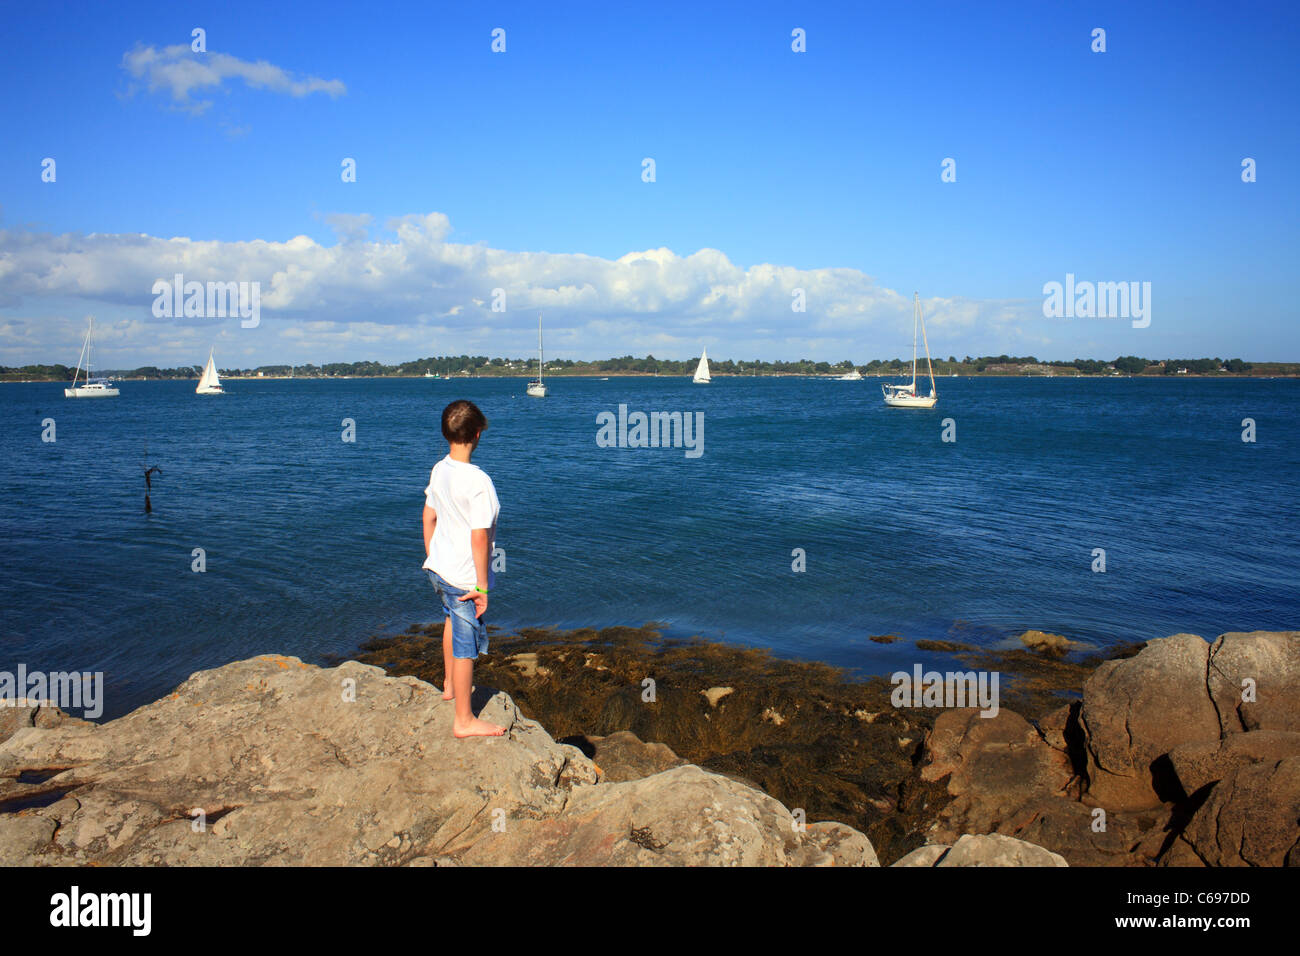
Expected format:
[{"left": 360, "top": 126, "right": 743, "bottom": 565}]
[{"left": 1, "top": 0, "right": 1296, "bottom": 367}]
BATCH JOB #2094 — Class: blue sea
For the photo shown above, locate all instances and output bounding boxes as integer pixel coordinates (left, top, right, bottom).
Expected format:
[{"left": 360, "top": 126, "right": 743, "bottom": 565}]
[{"left": 2, "top": 375, "right": 1297, "bottom": 719}]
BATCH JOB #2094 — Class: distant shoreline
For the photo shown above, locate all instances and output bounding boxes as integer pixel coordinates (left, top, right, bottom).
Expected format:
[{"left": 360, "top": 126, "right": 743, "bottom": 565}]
[{"left": 5, "top": 371, "right": 1299, "bottom": 384}]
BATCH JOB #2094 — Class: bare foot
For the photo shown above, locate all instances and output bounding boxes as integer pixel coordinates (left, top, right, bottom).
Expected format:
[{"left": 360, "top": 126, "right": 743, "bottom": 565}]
[
  {"left": 441, "top": 688, "right": 455, "bottom": 701},
  {"left": 453, "top": 717, "right": 505, "bottom": 738}
]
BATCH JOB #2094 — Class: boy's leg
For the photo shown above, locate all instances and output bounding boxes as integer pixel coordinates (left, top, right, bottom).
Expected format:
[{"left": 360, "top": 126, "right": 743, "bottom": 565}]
[
  {"left": 452, "top": 658, "right": 504, "bottom": 737},
  {"left": 441, "top": 616, "right": 455, "bottom": 700}
]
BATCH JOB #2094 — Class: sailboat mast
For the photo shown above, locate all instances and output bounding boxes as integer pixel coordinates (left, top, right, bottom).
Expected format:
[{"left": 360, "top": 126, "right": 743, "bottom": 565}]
[
  {"left": 910, "top": 294, "right": 918, "bottom": 388},
  {"left": 72, "top": 321, "right": 90, "bottom": 387},
  {"left": 538, "top": 313, "right": 544, "bottom": 383},
  {"left": 918, "top": 295, "right": 936, "bottom": 396}
]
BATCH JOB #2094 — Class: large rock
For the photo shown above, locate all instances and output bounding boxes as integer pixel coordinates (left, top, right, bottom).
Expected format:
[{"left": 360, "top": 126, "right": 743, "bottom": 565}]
[
  {"left": 0, "top": 655, "right": 877, "bottom": 867},
  {"left": 1168, "top": 731, "right": 1300, "bottom": 795},
  {"left": 0, "top": 700, "right": 91, "bottom": 745},
  {"left": 1080, "top": 634, "right": 1221, "bottom": 808},
  {"left": 890, "top": 844, "right": 950, "bottom": 867},
  {"left": 891, "top": 834, "right": 1067, "bottom": 867},
  {"left": 920, "top": 707, "right": 1165, "bottom": 865},
  {"left": 572, "top": 730, "right": 688, "bottom": 783},
  {"left": 1207, "top": 632, "right": 1300, "bottom": 734},
  {"left": 447, "top": 764, "right": 877, "bottom": 866},
  {"left": 800, "top": 821, "right": 881, "bottom": 867},
  {"left": 906, "top": 631, "right": 1300, "bottom": 866},
  {"left": 921, "top": 708, "right": 1071, "bottom": 838},
  {"left": 1169, "top": 757, "right": 1300, "bottom": 867}
]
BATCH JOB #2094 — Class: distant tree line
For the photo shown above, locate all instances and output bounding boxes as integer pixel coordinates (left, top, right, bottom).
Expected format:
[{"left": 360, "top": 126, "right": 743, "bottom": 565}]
[
  {"left": 0, "top": 364, "right": 200, "bottom": 381},
  {"left": 0, "top": 353, "right": 1263, "bottom": 382}
]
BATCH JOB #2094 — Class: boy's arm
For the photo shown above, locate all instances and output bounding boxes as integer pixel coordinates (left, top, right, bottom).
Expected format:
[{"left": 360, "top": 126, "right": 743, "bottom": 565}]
[
  {"left": 470, "top": 529, "right": 490, "bottom": 589},
  {"left": 422, "top": 504, "right": 437, "bottom": 556},
  {"left": 458, "top": 528, "right": 491, "bottom": 618}
]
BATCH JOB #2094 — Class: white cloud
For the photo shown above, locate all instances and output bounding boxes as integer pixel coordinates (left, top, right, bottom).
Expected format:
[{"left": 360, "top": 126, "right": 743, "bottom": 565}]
[
  {"left": 121, "top": 44, "right": 345, "bottom": 114},
  {"left": 0, "top": 214, "right": 1035, "bottom": 365}
]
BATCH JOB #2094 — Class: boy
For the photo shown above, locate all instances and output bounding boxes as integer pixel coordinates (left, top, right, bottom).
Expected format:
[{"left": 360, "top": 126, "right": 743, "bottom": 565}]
[{"left": 422, "top": 399, "right": 504, "bottom": 738}]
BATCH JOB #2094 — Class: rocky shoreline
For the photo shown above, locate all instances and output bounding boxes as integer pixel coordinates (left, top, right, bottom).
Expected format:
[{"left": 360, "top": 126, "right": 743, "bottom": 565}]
[
  {"left": 1, "top": 629, "right": 1294, "bottom": 866},
  {"left": 354, "top": 624, "right": 1300, "bottom": 866}
]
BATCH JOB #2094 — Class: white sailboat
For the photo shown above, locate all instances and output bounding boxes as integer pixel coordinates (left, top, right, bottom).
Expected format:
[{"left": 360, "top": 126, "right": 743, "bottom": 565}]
[
  {"left": 882, "top": 293, "right": 937, "bottom": 408},
  {"left": 692, "top": 347, "right": 711, "bottom": 384},
  {"left": 64, "top": 317, "right": 119, "bottom": 398},
  {"left": 526, "top": 313, "right": 547, "bottom": 397},
  {"left": 196, "top": 349, "right": 224, "bottom": 395}
]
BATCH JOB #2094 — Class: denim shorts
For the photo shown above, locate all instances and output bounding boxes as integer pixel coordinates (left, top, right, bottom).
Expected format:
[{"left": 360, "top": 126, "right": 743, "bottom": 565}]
[{"left": 426, "top": 569, "right": 489, "bottom": 660}]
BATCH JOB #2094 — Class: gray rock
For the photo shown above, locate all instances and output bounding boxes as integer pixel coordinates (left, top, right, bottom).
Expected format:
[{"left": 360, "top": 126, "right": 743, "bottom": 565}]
[
  {"left": 0, "top": 701, "right": 37, "bottom": 745},
  {"left": 0, "top": 700, "right": 88, "bottom": 746},
  {"left": 890, "top": 834, "right": 1067, "bottom": 867},
  {"left": 799, "top": 821, "right": 881, "bottom": 867},
  {"left": 890, "top": 844, "right": 950, "bottom": 867},
  {"left": 0, "top": 655, "right": 877, "bottom": 867},
  {"left": 0, "top": 814, "right": 56, "bottom": 864},
  {"left": 937, "top": 833, "right": 1068, "bottom": 867},
  {"left": 450, "top": 763, "right": 844, "bottom": 866}
]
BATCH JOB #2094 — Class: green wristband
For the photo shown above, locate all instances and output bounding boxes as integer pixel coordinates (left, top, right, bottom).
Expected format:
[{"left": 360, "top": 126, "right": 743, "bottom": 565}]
[{"left": 474, "top": 586, "right": 489, "bottom": 594}]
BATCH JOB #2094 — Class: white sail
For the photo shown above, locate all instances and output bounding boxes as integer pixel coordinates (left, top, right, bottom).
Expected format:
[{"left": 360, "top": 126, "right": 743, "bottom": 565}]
[
  {"left": 526, "top": 313, "right": 547, "bottom": 397},
  {"left": 693, "top": 348, "right": 711, "bottom": 383},
  {"left": 196, "top": 350, "right": 224, "bottom": 395}
]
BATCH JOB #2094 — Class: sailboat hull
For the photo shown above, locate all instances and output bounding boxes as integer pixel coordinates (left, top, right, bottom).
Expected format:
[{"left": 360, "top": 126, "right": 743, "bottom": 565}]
[
  {"left": 196, "top": 386, "right": 225, "bottom": 395},
  {"left": 64, "top": 386, "right": 119, "bottom": 398},
  {"left": 882, "top": 393, "right": 937, "bottom": 408},
  {"left": 526, "top": 382, "right": 547, "bottom": 397}
]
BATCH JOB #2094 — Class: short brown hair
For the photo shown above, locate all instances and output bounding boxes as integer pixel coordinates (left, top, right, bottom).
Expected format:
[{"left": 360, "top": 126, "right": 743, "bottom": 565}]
[{"left": 441, "top": 400, "right": 487, "bottom": 444}]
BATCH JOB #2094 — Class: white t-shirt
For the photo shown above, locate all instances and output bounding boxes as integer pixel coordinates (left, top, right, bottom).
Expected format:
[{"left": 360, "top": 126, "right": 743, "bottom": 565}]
[{"left": 422, "top": 456, "right": 500, "bottom": 590}]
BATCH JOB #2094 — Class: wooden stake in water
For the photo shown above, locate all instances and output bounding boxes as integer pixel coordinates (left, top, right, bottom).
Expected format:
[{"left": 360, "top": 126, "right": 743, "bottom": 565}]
[{"left": 143, "top": 458, "right": 161, "bottom": 513}]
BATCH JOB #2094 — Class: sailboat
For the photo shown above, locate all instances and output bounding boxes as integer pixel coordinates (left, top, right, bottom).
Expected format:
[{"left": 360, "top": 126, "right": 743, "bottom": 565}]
[
  {"left": 693, "top": 347, "right": 711, "bottom": 384},
  {"left": 526, "top": 313, "right": 547, "bottom": 397},
  {"left": 64, "top": 317, "right": 119, "bottom": 398},
  {"left": 196, "top": 349, "right": 224, "bottom": 395},
  {"left": 882, "top": 293, "right": 937, "bottom": 408}
]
